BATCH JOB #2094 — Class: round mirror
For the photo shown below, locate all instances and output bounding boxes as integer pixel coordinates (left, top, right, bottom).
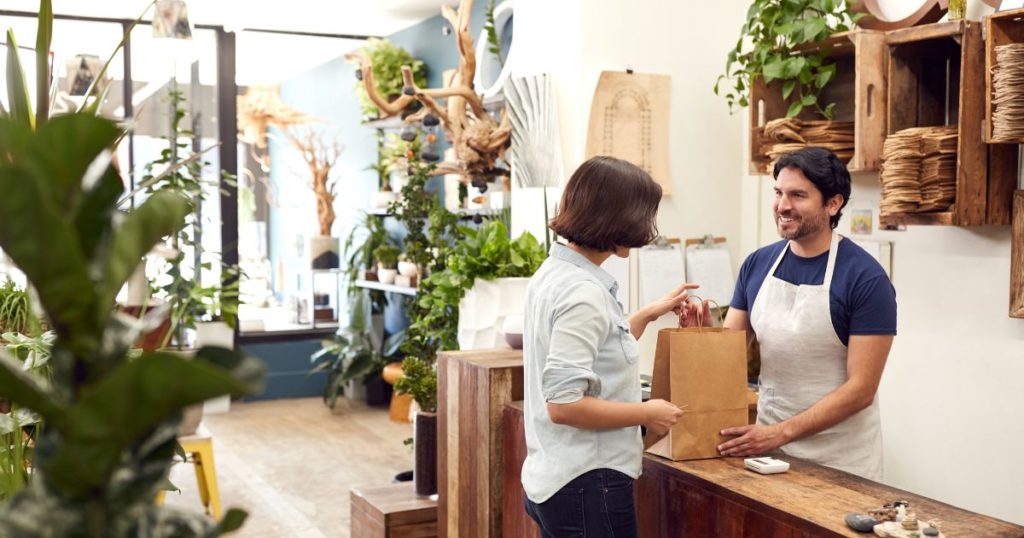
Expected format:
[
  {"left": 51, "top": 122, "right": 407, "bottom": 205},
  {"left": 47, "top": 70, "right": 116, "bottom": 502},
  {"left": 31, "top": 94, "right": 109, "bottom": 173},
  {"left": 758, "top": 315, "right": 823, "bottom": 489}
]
[{"left": 474, "top": 0, "right": 514, "bottom": 100}]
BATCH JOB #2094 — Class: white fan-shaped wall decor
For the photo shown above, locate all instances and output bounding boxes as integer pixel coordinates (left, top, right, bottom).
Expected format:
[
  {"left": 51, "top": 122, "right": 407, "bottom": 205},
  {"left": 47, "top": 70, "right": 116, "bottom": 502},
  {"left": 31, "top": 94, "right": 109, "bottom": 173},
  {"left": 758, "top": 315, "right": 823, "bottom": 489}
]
[{"left": 503, "top": 73, "right": 564, "bottom": 189}]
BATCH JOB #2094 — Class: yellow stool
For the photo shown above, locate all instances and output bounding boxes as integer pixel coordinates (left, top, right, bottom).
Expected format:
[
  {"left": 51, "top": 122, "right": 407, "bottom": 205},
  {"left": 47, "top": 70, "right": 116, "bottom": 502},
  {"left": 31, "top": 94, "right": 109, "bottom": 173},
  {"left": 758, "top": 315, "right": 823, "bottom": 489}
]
[
  {"left": 382, "top": 361, "right": 412, "bottom": 424},
  {"left": 155, "top": 424, "right": 222, "bottom": 520}
]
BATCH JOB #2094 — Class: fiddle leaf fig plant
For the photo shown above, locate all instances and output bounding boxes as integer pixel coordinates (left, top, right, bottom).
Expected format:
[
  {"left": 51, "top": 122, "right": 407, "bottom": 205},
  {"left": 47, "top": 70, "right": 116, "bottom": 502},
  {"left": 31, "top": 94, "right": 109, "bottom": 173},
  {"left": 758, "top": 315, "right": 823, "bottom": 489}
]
[
  {"left": 714, "top": 0, "right": 863, "bottom": 119},
  {"left": 0, "top": 3, "right": 265, "bottom": 535}
]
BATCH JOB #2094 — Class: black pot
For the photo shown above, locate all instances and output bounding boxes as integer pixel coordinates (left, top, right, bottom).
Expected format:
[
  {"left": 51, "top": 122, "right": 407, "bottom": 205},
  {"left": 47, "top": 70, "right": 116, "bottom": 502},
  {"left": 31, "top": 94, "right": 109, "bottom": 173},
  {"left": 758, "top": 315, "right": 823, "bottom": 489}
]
[
  {"left": 364, "top": 371, "right": 392, "bottom": 407},
  {"left": 414, "top": 411, "right": 438, "bottom": 497}
]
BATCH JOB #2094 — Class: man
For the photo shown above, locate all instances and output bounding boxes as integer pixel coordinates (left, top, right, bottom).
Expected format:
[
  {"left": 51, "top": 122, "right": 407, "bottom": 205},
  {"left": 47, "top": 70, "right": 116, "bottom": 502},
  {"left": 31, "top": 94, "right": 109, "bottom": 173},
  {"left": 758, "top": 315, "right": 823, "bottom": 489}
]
[{"left": 716, "top": 147, "right": 896, "bottom": 481}]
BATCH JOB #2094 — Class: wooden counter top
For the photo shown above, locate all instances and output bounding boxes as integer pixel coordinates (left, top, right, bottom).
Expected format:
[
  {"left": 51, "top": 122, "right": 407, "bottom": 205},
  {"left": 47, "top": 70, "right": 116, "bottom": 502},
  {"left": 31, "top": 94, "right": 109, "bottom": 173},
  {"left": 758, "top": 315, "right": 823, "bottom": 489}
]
[{"left": 638, "top": 448, "right": 1024, "bottom": 537}]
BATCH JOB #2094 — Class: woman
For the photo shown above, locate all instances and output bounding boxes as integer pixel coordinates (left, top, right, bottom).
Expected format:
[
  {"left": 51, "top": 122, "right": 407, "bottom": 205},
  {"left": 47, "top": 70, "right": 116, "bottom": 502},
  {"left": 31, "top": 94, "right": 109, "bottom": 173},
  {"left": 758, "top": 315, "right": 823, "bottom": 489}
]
[{"left": 522, "top": 156, "right": 703, "bottom": 537}]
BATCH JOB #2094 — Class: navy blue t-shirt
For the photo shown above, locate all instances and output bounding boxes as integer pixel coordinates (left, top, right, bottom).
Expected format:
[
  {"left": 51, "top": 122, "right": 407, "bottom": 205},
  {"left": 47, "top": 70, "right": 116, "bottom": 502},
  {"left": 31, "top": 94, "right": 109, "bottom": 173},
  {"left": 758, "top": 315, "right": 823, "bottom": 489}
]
[{"left": 730, "top": 238, "right": 897, "bottom": 346}]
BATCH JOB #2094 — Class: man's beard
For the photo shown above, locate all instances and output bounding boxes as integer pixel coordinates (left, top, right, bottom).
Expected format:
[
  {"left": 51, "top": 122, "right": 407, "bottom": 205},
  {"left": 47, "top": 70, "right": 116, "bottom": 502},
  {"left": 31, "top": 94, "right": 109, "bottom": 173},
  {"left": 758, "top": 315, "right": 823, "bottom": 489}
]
[{"left": 776, "top": 210, "right": 829, "bottom": 241}]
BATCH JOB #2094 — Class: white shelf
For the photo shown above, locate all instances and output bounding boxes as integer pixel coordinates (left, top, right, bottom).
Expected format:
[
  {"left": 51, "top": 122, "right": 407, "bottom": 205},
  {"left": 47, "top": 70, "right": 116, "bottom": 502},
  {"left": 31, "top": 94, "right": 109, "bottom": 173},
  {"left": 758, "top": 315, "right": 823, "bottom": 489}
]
[{"left": 355, "top": 279, "right": 419, "bottom": 296}]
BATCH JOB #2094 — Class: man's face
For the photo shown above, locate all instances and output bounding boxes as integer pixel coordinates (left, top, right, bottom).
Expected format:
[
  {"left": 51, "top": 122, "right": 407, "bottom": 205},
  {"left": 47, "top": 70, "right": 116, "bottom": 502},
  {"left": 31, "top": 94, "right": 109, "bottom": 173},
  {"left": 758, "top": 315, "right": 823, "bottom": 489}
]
[{"left": 773, "top": 167, "right": 837, "bottom": 241}]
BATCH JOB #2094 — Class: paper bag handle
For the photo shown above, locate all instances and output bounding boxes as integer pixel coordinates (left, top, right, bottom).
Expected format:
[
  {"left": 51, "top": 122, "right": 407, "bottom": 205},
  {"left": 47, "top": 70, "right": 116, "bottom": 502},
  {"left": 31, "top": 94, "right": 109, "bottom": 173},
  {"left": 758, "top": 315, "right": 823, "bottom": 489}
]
[{"left": 687, "top": 295, "right": 723, "bottom": 329}]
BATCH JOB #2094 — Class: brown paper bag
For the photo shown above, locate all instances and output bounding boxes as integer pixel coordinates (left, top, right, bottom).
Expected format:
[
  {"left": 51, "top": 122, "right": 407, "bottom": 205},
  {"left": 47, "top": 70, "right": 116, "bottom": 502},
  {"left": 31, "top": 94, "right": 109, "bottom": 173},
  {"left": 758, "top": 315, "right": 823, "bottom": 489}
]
[{"left": 645, "top": 327, "right": 748, "bottom": 461}]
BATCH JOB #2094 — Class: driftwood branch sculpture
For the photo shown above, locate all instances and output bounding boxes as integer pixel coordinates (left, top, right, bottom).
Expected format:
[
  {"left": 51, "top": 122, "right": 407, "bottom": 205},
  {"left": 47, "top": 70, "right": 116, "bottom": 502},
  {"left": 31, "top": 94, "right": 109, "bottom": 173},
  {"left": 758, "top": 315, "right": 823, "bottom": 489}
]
[
  {"left": 286, "top": 127, "right": 343, "bottom": 236},
  {"left": 346, "top": 0, "right": 511, "bottom": 182}
]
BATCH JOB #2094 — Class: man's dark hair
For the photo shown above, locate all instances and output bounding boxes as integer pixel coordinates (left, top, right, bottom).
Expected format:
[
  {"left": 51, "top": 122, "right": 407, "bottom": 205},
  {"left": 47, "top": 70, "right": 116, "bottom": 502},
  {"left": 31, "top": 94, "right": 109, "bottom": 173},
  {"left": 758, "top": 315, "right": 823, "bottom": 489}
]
[
  {"left": 773, "top": 146, "right": 851, "bottom": 229},
  {"left": 549, "top": 156, "right": 662, "bottom": 251}
]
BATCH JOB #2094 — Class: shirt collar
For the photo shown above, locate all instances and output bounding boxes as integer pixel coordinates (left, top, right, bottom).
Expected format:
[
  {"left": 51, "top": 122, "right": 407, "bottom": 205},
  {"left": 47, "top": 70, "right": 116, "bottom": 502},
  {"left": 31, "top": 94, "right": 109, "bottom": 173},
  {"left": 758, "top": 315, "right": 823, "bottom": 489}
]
[{"left": 549, "top": 243, "right": 619, "bottom": 296}]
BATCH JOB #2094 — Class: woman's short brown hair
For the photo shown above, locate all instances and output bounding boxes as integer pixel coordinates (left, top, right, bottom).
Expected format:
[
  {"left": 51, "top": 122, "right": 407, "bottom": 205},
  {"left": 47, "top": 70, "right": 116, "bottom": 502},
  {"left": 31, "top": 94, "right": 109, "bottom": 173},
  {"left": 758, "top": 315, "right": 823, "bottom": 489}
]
[{"left": 549, "top": 156, "right": 662, "bottom": 251}]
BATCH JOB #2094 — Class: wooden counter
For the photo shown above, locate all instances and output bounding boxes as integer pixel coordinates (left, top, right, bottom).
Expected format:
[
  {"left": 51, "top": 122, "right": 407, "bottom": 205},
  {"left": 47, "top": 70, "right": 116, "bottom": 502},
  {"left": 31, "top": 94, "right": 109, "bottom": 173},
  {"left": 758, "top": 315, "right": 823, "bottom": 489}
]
[{"left": 503, "top": 401, "right": 1024, "bottom": 538}]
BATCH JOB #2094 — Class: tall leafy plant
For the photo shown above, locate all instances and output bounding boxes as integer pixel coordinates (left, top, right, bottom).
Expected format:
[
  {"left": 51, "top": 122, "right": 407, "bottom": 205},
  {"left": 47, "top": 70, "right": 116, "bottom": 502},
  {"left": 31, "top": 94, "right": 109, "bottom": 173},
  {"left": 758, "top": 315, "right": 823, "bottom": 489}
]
[
  {"left": 714, "top": 0, "right": 863, "bottom": 119},
  {"left": 350, "top": 39, "right": 426, "bottom": 119},
  {"left": 0, "top": 4, "right": 265, "bottom": 535}
]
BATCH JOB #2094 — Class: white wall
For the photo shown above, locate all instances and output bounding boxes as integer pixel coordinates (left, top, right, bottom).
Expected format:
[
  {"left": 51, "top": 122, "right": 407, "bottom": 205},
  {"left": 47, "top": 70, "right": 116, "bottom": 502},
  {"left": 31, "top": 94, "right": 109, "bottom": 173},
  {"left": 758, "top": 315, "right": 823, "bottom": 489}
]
[{"left": 515, "top": 0, "right": 1024, "bottom": 526}]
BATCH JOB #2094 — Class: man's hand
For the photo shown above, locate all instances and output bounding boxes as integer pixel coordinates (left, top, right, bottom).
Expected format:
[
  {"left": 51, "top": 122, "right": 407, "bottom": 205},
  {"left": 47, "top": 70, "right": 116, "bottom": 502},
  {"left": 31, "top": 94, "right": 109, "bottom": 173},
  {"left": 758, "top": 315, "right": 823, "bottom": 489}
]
[
  {"left": 641, "top": 399, "right": 684, "bottom": 438},
  {"left": 717, "top": 423, "right": 790, "bottom": 457}
]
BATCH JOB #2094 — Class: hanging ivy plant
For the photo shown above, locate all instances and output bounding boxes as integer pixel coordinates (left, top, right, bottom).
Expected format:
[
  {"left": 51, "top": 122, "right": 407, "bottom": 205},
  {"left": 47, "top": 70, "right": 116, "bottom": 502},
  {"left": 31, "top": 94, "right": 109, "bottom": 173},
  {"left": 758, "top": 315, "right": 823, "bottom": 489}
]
[{"left": 714, "top": 0, "right": 863, "bottom": 119}]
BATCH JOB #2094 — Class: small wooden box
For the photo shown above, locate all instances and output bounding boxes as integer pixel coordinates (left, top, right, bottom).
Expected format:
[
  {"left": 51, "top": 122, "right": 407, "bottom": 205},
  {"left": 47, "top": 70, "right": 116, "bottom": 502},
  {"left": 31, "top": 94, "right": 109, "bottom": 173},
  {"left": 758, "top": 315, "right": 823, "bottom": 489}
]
[
  {"left": 882, "top": 20, "right": 1017, "bottom": 228},
  {"left": 350, "top": 483, "right": 438, "bottom": 538},
  {"left": 749, "top": 29, "right": 887, "bottom": 174},
  {"left": 985, "top": 7, "right": 1024, "bottom": 144}
]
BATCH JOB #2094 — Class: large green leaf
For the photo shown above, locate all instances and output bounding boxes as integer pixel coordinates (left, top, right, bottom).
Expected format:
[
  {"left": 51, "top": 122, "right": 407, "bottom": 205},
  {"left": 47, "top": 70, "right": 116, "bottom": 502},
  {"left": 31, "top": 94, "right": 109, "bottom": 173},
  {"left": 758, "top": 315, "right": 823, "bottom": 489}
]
[
  {"left": 0, "top": 347, "right": 66, "bottom": 423},
  {"left": 34, "top": 0, "right": 52, "bottom": 127},
  {"left": 23, "top": 114, "right": 121, "bottom": 212},
  {"left": 5, "top": 30, "right": 34, "bottom": 130},
  {"left": 0, "top": 117, "right": 30, "bottom": 164},
  {"left": 45, "top": 350, "right": 262, "bottom": 496},
  {"left": 74, "top": 166, "right": 124, "bottom": 265},
  {"left": 98, "top": 190, "right": 191, "bottom": 317},
  {"left": 0, "top": 165, "right": 96, "bottom": 345}
]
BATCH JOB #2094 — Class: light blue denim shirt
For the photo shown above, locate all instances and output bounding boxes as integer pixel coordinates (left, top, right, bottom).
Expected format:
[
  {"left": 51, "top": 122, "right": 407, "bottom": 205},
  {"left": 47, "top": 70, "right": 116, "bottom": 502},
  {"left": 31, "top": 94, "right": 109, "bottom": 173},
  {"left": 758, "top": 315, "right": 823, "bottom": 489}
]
[{"left": 521, "top": 243, "right": 642, "bottom": 503}]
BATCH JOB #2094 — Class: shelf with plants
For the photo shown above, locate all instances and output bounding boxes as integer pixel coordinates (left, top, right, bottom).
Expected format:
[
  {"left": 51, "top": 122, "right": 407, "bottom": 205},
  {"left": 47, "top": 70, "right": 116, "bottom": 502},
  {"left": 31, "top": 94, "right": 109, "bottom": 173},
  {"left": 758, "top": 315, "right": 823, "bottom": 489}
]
[
  {"left": 880, "top": 20, "right": 1017, "bottom": 229},
  {"left": 354, "top": 279, "right": 419, "bottom": 296},
  {"left": 747, "top": 29, "right": 887, "bottom": 174},
  {"left": 716, "top": 0, "right": 883, "bottom": 175}
]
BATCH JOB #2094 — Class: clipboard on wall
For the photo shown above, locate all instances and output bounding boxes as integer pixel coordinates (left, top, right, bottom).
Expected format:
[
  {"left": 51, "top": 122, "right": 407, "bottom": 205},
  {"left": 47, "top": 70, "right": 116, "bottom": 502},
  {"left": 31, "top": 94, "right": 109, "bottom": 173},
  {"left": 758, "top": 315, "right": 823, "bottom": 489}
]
[
  {"left": 684, "top": 235, "right": 735, "bottom": 307},
  {"left": 637, "top": 237, "right": 685, "bottom": 309}
]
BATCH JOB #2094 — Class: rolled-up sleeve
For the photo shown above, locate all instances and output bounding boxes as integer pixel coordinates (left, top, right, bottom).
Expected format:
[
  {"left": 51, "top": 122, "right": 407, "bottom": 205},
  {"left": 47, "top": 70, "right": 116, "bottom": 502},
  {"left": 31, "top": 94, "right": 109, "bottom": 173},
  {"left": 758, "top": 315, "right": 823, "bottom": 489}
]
[{"left": 542, "top": 281, "right": 609, "bottom": 404}]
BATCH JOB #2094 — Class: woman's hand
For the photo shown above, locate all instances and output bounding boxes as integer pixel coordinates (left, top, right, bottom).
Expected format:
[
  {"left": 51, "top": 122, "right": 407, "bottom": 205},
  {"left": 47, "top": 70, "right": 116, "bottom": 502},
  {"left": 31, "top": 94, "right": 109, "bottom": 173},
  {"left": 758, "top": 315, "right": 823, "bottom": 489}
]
[
  {"left": 641, "top": 398, "right": 684, "bottom": 438},
  {"left": 629, "top": 282, "right": 698, "bottom": 338},
  {"left": 675, "top": 299, "right": 712, "bottom": 328}
]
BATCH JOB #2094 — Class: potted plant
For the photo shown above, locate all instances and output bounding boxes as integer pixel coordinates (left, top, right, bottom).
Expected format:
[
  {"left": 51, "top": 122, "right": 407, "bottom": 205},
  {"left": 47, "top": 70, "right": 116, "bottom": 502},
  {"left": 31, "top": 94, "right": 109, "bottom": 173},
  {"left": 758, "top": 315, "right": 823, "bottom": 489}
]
[
  {"left": 310, "top": 290, "right": 402, "bottom": 408},
  {"left": 714, "top": 0, "right": 863, "bottom": 119},
  {"left": 0, "top": 279, "right": 35, "bottom": 335},
  {"left": 348, "top": 38, "right": 426, "bottom": 121},
  {"left": 373, "top": 245, "right": 400, "bottom": 285},
  {"left": 0, "top": 4, "right": 264, "bottom": 534},
  {"left": 392, "top": 356, "right": 437, "bottom": 497}
]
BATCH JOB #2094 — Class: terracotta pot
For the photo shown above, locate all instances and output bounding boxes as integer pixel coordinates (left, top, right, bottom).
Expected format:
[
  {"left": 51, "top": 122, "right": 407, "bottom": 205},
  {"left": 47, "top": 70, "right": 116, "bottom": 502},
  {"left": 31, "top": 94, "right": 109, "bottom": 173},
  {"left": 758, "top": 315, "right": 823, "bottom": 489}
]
[{"left": 116, "top": 303, "right": 172, "bottom": 351}]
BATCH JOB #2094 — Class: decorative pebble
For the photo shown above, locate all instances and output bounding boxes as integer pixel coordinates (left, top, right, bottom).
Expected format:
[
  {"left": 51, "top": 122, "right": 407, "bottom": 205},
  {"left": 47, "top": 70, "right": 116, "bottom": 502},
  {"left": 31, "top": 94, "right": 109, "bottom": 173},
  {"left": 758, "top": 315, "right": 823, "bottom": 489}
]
[
  {"left": 922, "top": 527, "right": 939, "bottom": 536},
  {"left": 845, "top": 512, "right": 879, "bottom": 532}
]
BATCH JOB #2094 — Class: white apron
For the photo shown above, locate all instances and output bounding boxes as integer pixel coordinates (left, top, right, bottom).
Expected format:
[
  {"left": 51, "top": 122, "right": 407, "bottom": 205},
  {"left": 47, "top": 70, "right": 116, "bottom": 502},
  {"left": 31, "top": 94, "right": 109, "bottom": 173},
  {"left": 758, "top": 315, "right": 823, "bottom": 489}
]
[{"left": 750, "top": 233, "right": 882, "bottom": 481}]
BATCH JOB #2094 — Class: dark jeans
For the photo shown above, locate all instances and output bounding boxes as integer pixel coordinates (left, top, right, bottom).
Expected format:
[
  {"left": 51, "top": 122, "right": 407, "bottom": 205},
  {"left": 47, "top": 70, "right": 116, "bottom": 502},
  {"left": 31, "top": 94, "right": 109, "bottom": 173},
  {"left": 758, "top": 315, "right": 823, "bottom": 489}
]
[{"left": 524, "top": 468, "right": 637, "bottom": 538}]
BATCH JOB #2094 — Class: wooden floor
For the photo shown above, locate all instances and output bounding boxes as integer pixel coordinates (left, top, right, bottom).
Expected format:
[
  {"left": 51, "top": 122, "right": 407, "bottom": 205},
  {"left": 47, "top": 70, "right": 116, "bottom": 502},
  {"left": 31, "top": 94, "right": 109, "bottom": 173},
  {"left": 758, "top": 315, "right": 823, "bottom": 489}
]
[{"left": 164, "top": 397, "right": 413, "bottom": 537}]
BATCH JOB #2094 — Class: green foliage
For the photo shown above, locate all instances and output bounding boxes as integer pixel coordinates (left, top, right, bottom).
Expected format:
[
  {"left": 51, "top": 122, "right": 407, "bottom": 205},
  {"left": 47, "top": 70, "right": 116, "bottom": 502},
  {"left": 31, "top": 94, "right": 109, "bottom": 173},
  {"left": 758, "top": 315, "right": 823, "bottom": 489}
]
[
  {"left": 309, "top": 291, "right": 403, "bottom": 408},
  {"left": 484, "top": 0, "right": 503, "bottom": 66},
  {"left": 0, "top": 280, "right": 35, "bottom": 335},
  {"left": 352, "top": 38, "right": 426, "bottom": 119},
  {"left": 392, "top": 356, "right": 437, "bottom": 413},
  {"left": 404, "top": 220, "right": 544, "bottom": 359},
  {"left": 0, "top": 6, "right": 264, "bottom": 534},
  {"left": 342, "top": 212, "right": 393, "bottom": 314},
  {"left": 0, "top": 330, "right": 52, "bottom": 502},
  {"left": 714, "top": 0, "right": 863, "bottom": 119},
  {"left": 372, "top": 244, "right": 400, "bottom": 269}
]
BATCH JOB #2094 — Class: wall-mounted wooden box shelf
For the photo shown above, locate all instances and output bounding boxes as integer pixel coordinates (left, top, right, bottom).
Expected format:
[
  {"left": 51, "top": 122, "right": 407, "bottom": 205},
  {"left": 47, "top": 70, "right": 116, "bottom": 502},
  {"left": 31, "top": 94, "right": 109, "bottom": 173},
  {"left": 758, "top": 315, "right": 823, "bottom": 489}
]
[
  {"left": 985, "top": 7, "right": 1024, "bottom": 143},
  {"left": 749, "top": 30, "right": 887, "bottom": 175},
  {"left": 881, "top": 20, "right": 1017, "bottom": 229},
  {"left": 1012, "top": 191, "right": 1024, "bottom": 319}
]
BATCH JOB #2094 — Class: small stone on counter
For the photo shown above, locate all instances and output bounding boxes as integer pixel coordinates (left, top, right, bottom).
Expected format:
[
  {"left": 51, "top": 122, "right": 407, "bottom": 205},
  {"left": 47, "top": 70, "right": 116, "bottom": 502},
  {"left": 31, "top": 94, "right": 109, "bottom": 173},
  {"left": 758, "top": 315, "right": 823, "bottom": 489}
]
[
  {"left": 922, "top": 527, "right": 939, "bottom": 536},
  {"left": 846, "top": 512, "right": 880, "bottom": 532}
]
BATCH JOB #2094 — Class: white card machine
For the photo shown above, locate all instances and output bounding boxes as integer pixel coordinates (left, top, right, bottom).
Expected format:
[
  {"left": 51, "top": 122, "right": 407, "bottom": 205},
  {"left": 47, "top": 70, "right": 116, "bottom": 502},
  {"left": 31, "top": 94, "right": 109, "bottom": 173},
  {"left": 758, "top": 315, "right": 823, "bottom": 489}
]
[{"left": 744, "top": 457, "right": 790, "bottom": 474}]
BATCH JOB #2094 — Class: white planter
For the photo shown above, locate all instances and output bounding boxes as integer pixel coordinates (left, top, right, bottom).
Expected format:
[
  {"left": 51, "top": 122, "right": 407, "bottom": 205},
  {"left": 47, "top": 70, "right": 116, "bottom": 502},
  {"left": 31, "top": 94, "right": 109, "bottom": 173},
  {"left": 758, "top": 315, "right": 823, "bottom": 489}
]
[
  {"left": 309, "top": 235, "right": 340, "bottom": 269},
  {"left": 378, "top": 268, "right": 398, "bottom": 285},
  {"left": 398, "top": 261, "right": 419, "bottom": 277},
  {"left": 373, "top": 190, "right": 398, "bottom": 209},
  {"left": 457, "top": 277, "right": 530, "bottom": 350},
  {"left": 196, "top": 321, "right": 235, "bottom": 415}
]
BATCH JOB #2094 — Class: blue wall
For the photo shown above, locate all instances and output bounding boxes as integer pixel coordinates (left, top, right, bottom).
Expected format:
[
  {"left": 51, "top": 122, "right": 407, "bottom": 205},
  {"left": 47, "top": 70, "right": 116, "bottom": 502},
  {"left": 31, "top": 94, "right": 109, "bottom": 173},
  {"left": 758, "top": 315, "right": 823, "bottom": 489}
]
[{"left": 256, "top": 4, "right": 489, "bottom": 399}]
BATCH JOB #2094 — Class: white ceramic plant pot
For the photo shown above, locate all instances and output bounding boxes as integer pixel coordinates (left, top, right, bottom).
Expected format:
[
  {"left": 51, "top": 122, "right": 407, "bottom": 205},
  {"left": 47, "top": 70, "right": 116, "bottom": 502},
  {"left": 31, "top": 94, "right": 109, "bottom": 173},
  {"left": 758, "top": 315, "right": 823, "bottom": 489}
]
[
  {"left": 502, "top": 313, "right": 524, "bottom": 349},
  {"left": 196, "top": 321, "right": 234, "bottom": 415},
  {"left": 378, "top": 267, "right": 398, "bottom": 285},
  {"left": 397, "top": 261, "right": 419, "bottom": 277},
  {"left": 458, "top": 277, "right": 530, "bottom": 350},
  {"left": 309, "top": 235, "right": 340, "bottom": 269},
  {"left": 373, "top": 190, "right": 398, "bottom": 209}
]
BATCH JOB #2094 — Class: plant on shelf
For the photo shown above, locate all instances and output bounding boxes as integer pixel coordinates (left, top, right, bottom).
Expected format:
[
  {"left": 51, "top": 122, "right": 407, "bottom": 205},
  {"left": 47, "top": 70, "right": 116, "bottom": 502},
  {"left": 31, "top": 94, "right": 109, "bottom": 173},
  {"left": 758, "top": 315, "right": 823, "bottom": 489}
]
[
  {"left": 342, "top": 212, "right": 393, "bottom": 308},
  {"left": 714, "top": 0, "right": 864, "bottom": 119},
  {"left": 349, "top": 38, "right": 426, "bottom": 121},
  {"left": 373, "top": 244, "right": 400, "bottom": 270},
  {"left": 0, "top": 280, "right": 36, "bottom": 335},
  {"left": 0, "top": 3, "right": 265, "bottom": 534}
]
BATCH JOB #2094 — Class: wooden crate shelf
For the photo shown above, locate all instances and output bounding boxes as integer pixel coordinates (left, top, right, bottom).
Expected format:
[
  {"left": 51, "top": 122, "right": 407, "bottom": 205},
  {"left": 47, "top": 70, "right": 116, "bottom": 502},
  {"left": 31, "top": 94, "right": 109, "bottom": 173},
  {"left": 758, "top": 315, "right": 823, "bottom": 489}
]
[
  {"left": 882, "top": 20, "right": 1017, "bottom": 228},
  {"left": 749, "top": 29, "right": 887, "bottom": 175},
  {"left": 985, "top": 7, "right": 1024, "bottom": 144}
]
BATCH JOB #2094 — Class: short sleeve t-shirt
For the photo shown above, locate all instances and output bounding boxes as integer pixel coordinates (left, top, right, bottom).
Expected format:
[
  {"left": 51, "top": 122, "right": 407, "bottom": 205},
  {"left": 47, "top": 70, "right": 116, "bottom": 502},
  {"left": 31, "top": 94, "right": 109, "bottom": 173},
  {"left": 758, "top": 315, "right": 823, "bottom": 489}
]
[{"left": 730, "top": 237, "right": 897, "bottom": 346}]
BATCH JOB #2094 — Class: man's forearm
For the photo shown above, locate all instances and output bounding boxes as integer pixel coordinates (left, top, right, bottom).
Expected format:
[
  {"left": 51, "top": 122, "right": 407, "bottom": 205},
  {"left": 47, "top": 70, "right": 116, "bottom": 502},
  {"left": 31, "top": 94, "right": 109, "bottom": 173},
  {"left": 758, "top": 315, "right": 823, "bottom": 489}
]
[{"left": 778, "top": 380, "right": 877, "bottom": 443}]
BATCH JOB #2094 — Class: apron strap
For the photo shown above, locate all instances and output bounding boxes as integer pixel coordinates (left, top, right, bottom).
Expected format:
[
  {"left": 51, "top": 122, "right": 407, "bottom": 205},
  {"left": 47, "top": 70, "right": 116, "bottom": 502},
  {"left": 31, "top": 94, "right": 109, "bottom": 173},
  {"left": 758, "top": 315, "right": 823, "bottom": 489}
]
[{"left": 822, "top": 232, "right": 840, "bottom": 290}]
